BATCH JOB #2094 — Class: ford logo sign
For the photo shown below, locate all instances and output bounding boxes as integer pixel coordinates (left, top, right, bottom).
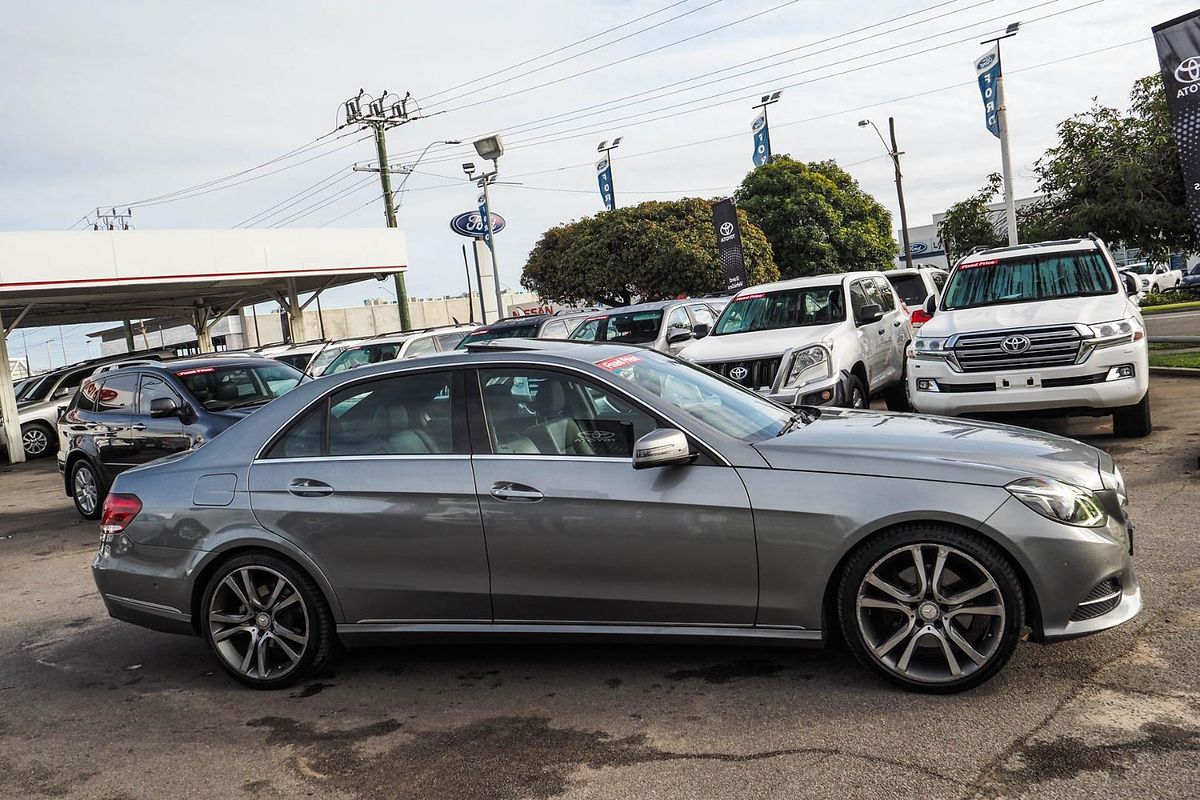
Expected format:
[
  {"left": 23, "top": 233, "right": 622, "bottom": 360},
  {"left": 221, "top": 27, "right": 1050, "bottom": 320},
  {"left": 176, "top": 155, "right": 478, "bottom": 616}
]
[
  {"left": 909, "top": 241, "right": 928, "bottom": 255},
  {"left": 449, "top": 211, "right": 506, "bottom": 238},
  {"left": 976, "top": 53, "right": 996, "bottom": 70}
]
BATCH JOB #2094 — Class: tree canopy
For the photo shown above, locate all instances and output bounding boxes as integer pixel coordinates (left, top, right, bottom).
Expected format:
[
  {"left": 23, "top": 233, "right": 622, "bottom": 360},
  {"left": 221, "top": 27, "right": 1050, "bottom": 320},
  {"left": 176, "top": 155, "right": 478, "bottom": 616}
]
[
  {"left": 937, "top": 173, "right": 1007, "bottom": 263},
  {"left": 520, "top": 198, "right": 779, "bottom": 308},
  {"left": 734, "top": 156, "right": 896, "bottom": 278}
]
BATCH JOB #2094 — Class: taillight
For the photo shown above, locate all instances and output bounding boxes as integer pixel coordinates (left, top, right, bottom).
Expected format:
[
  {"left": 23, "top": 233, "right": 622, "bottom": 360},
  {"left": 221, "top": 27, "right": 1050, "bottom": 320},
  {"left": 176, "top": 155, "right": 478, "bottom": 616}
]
[
  {"left": 911, "top": 309, "right": 932, "bottom": 326},
  {"left": 100, "top": 493, "right": 142, "bottom": 537}
]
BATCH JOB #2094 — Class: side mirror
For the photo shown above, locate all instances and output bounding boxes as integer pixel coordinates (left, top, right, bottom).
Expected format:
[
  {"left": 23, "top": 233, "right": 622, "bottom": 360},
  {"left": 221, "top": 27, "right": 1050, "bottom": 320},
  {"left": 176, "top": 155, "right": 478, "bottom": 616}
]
[
  {"left": 857, "top": 303, "right": 884, "bottom": 325},
  {"left": 149, "top": 397, "right": 180, "bottom": 418},
  {"left": 692, "top": 322, "right": 710, "bottom": 339},
  {"left": 923, "top": 295, "right": 937, "bottom": 316},
  {"left": 1122, "top": 273, "right": 1139, "bottom": 296},
  {"left": 666, "top": 327, "right": 693, "bottom": 345},
  {"left": 632, "top": 428, "right": 695, "bottom": 470}
]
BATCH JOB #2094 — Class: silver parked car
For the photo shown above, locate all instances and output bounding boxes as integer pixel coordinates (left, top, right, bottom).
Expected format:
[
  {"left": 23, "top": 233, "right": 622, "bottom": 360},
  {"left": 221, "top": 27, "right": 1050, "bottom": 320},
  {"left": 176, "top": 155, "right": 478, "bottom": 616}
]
[
  {"left": 568, "top": 299, "right": 722, "bottom": 354},
  {"left": 92, "top": 340, "right": 1138, "bottom": 692}
]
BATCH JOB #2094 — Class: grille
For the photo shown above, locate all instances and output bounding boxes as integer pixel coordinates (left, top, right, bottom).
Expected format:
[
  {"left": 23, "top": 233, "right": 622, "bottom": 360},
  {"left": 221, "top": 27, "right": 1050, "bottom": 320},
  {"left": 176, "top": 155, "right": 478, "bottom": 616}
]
[
  {"left": 700, "top": 356, "right": 783, "bottom": 391},
  {"left": 952, "top": 326, "right": 1082, "bottom": 373},
  {"left": 1069, "top": 578, "right": 1122, "bottom": 622}
]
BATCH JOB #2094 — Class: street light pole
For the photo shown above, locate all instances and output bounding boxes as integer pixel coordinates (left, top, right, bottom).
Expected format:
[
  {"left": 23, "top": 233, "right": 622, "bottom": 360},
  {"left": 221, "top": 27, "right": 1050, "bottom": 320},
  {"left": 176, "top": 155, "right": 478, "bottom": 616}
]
[
  {"left": 860, "top": 118, "right": 914, "bottom": 269},
  {"left": 752, "top": 90, "right": 783, "bottom": 164},
  {"left": 464, "top": 134, "right": 507, "bottom": 323},
  {"left": 596, "top": 137, "right": 623, "bottom": 209}
]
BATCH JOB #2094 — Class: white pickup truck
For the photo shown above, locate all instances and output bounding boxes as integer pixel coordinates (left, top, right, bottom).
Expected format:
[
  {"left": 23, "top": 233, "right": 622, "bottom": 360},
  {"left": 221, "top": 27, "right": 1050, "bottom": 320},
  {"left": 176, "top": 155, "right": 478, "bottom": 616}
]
[
  {"left": 680, "top": 271, "right": 912, "bottom": 409},
  {"left": 1123, "top": 261, "right": 1183, "bottom": 296}
]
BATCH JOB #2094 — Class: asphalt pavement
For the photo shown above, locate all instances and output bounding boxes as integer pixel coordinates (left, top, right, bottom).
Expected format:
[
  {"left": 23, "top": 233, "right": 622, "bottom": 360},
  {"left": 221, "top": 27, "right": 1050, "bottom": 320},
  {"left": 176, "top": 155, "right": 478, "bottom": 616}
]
[
  {"left": 1, "top": 378, "right": 1198, "bottom": 800},
  {"left": 1146, "top": 308, "right": 1200, "bottom": 338}
]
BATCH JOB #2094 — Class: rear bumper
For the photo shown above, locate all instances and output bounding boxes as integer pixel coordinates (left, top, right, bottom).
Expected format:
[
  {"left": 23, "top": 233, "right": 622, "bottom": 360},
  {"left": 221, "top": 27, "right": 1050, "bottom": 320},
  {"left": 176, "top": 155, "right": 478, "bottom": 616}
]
[{"left": 92, "top": 534, "right": 202, "bottom": 636}]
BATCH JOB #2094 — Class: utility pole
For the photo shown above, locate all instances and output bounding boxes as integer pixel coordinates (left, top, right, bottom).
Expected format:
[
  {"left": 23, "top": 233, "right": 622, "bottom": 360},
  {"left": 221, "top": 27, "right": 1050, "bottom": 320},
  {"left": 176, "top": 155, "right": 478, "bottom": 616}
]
[
  {"left": 859, "top": 118, "right": 913, "bottom": 268},
  {"left": 981, "top": 23, "right": 1020, "bottom": 246},
  {"left": 341, "top": 89, "right": 423, "bottom": 330},
  {"left": 93, "top": 207, "right": 133, "bottom": 230}
]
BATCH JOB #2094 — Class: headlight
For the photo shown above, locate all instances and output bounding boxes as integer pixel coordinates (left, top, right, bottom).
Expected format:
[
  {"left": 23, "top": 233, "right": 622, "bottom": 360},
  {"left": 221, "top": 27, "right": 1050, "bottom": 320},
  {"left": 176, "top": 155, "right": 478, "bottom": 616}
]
[
  {"left": 1007, "top": 477, "right": 1107, "bottom": 527},
  {"left": 912, "top": 336, "right": 951, "bottom": 359},
  {"left": 782, "top": 345, "right": 830, "bottom": 389},
  {"left": 1086, "top": 318, "right": 1143, "bottom": 348},
  {"left": 1139, "top": 278, "right": 1149, "bottom": 287}
]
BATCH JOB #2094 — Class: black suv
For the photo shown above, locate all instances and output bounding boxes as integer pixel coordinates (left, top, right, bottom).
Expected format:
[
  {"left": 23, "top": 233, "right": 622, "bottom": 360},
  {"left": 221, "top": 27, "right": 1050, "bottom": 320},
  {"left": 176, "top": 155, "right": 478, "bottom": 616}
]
[{"left": 58, "top": 356, "right": 304, "bottom": 519}]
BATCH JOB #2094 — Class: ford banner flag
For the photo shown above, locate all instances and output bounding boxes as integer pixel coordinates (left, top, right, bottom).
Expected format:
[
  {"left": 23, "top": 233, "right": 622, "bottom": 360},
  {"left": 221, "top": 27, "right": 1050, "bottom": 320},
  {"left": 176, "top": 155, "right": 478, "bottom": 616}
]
[
  {"left": 975, "top": 45, "right": 1001, "bottom": 139},
  {"left": 712, "top": 199, "right": 749, "bottom": 292},
  {"left": 1154, "top": 9, "right": 1200, "bottom": 240},
  {"left": 596, "top": 156, "right": 614, "bottom": 211},
  {"left": 477, "top": 193, "right": 492, "bottom": 245},
  {"left": 751, "top": 112, "right": 771, "bottom": 167}
]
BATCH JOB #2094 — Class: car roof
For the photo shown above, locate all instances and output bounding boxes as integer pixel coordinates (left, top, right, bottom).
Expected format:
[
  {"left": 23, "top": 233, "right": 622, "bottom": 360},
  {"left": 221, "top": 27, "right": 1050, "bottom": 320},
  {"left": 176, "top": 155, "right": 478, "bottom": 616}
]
[
  {"left": 886, "top": 267, "right": 947, "bottom": 278},
  {"left": 962, "top": 238, "right": 1099, "bottom": 262},
  {"left": 135, "top": 355, "right": 287, "bottom": 374},
  {"left": 586, "top": 299, "right": 701, "bottom": 315},
  {"left": 734, "top": 271, "right": 885, "bottom": 295},
  {"left": 366, "top": 323, "right": 477, "bottom": 342}
]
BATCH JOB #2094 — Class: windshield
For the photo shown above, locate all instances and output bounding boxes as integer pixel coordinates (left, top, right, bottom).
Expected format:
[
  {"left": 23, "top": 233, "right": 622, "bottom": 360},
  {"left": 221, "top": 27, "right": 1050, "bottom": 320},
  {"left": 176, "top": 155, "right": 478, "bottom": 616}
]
[
  {"left": 308, "top": 345, "right": 348, "bottom": 376},
  {"left": 942, "top": 251, "right": 1117, "bottom": 310},
  {"left": 569, "top": 310, "right": 664, "bottom": 344},
  {"left": 17, "top": 372, "right": 58, "bottom": 403},
  {"left": 596, "top": 351, "right": 792, "bottom": 442},
  {"left": 15, "top": 375, "right": 45, "bottom": 401},
  {"left": 457, "top": 323, "right": 541, "bottom": 348},
  {"left": 175, "top": 363, "right": 304, "bottom": 411},
  {"left": 1126, "top": 263, "right": 1153, "bottom": 275},
  {"left": 322, "top": 341, "right": 406, "bottom": 375},
  {"left": 886, "top": 274, "right": 928, "bottom": 305},
  {"left": 713, "top": 286, "right": 845, "bottom": 335}
]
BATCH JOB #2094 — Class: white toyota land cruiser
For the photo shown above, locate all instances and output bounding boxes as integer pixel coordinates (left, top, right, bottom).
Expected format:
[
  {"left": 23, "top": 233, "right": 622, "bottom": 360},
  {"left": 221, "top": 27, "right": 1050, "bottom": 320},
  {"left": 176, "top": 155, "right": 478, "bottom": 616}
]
[
  {"left": 908, "top": 237, "right": 1151, "bottom": 437},
  {"left": 680, "top": 271, "right": 912, "bottom": 409}
]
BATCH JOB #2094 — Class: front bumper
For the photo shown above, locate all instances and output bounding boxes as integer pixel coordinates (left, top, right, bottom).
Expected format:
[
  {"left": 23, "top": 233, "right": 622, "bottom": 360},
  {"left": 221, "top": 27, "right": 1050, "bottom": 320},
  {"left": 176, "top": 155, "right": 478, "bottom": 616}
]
[
  {"left": 908, "top": 342, "right": 1148, "bottom": 417},
  {"left": 762, "top": 371, "right": 849, "bottom": 407},
  {"left": 983, "top": 496, "right": 1139, "bottom": 643}
]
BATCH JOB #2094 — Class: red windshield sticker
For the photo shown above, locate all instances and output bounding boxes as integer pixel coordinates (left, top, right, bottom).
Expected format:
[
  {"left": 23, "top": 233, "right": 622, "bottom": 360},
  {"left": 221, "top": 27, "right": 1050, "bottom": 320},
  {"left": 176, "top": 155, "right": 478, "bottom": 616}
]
[
  {"left": 586, "top": 314, "right": 609, "bottom": 322},
  {"left": 959, "top": 259, "right": 1000, "bottom": 269},
  {"left": 734, "top": 292, "right": 765, "bottom": 301},
  {"left": 595, "top": 354, "right": 642, "bottom": 371},
  {"left": 174, "top": 367, "right": 216, "bottom": 376}
]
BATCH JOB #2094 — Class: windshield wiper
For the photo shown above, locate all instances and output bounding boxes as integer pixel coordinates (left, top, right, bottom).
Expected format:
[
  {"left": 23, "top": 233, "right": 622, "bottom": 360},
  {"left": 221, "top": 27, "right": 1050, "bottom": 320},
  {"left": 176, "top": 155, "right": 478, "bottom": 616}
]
[
  {"left": 777, "top": 407, "right": 818, "bottom": 436},
  {"left": 227, "top": 397, "right": 272, "bottom": 410}
]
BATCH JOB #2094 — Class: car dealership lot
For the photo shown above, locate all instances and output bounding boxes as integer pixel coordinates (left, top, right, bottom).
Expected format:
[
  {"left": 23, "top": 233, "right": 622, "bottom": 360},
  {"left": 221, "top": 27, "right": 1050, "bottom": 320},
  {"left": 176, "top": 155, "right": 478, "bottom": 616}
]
[{"left": 2, "top": 378, "right": 1199, "bottom": 800}]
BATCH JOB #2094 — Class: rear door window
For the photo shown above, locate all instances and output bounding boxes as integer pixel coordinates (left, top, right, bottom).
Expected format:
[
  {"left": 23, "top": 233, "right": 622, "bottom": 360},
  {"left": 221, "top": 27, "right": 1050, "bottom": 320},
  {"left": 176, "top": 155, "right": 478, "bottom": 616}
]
[
  {"left": 96, "top": 372, "right": 138, "bottom": 413},
  {"left": 873, "top": 277, "right": 897, "bottom": 310}
]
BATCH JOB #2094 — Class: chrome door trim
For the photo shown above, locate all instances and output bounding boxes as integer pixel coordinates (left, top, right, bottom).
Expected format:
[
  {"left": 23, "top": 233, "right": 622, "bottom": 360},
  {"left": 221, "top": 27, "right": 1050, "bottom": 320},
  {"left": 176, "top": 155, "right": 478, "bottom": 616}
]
[
  {"left": 338, "top": 621, "right": 822, "bottom": 643},
  {"left": 472, "top": 454, "right": 628, "bottom": 464}
]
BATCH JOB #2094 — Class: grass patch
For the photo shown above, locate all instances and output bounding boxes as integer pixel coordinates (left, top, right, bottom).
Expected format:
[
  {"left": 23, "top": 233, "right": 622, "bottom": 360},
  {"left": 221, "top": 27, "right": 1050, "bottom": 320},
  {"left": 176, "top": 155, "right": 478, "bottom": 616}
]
[
  {"left": 1149, "top": 351, "right": 1200, "bottom": 369},
  {"left": 1140, "top": 299, "right": 1200, "bottom": 315},
  {"left": 1149, "top": 342, "right": 1197, "bottom": 351}
]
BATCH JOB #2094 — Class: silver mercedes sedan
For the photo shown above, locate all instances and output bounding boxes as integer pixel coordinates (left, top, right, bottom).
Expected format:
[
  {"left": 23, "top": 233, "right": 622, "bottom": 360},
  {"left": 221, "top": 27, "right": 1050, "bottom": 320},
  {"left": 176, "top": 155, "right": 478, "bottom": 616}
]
[{"left": 92, "top": 340, "right": 1139, "bottom": 693}]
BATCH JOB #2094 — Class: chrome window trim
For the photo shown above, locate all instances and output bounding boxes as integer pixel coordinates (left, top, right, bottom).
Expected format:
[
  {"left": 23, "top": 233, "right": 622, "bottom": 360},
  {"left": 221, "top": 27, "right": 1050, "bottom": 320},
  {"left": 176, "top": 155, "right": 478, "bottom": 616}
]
[
  {"left": 252, "top": 454, "right": 470, "bottom": 464},
  {"left": 472, "top": 454, "right": 629, "bottom": 464}
]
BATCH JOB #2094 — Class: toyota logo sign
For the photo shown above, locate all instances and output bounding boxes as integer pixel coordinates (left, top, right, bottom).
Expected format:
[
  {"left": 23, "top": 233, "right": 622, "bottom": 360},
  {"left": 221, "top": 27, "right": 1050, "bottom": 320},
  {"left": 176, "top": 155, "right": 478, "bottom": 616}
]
[
  {"left": 1176, "top": 56, "right": 1200, "bottom": 84},
  {"left": 1000, "top": 335, "right": 1031, "bottom": 354},
  {"left": 719, "top": 222, "right": 735, "bottom": 237},
  {"left": 729, "top": 365, "right": 749, "bottom": 380}
]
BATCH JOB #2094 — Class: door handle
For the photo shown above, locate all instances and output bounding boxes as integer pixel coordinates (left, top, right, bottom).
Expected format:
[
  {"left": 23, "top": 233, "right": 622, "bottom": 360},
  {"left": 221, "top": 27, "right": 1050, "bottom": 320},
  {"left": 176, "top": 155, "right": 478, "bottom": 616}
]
[
  {"left": 130, "top": 423, "right": 146, "bottom": 431},
  {"left": 893, "top": 321, "right": 902, "bottom": 327},
  {"left": 877, "top": 329, "right": 886, "bottom": 335},
  {"left": 490, "top": 482, "right": 544, "bottom": 502},
  {"left": 288, "top": 478, "right": 335, "bottom": 498}
]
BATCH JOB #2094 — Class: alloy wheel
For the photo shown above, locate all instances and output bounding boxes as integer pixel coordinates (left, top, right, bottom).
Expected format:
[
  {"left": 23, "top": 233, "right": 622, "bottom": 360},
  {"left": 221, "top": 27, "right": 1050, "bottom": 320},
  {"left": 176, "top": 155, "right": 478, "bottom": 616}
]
[
  {"left": 22, "top": 427, "right": 49, "bottom": 457},
  {"left": 208, "top": 566, "right": 310, "bottom": 681},
  {"left": 855, "top": 543, "right": 1006, "bottom": 685},
  {"left": 73, "top": 465, "right": 98, "bottom": 516}
]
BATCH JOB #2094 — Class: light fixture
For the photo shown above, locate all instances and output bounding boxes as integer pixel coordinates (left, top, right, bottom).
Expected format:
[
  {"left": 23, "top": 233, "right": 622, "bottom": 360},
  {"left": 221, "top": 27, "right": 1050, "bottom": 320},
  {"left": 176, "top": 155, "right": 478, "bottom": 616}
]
[
  {"left": 473, "top": 134, "right": 505, "bottom": 161},
  {"left": 858, "top": 120, "right": 870, "bottom": 127},
  {"left": 462, "top": 162, "right": 476, "bottom": 176},
  {"left": 1006, "top": 21, "right": 1020, "bottom": 34}
]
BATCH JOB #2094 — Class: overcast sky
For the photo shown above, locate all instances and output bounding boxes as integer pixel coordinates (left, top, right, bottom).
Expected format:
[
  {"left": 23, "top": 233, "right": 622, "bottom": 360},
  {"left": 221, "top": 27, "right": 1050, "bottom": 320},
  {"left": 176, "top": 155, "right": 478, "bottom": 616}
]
[{"left": 0, "top": 0, "right": 1188, "bottom": 368}]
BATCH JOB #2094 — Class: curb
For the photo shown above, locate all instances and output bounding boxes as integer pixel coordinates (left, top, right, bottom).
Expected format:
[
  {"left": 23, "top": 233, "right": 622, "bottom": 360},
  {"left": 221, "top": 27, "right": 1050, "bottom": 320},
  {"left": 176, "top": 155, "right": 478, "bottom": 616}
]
[{"left": 1149, "top": 366, "right": 1200, "bottom": 378}]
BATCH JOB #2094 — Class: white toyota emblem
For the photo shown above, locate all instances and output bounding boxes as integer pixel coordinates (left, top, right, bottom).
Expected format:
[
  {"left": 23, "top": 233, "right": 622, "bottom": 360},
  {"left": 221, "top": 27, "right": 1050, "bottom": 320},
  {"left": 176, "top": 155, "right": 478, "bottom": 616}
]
[
  {"left": 1000, "top": 335, "right": 1031, "bottom": 354},
  {"left": 1177, "top": 56, "right": 1200, "bottom": 84},
  {"left": 719, "top": 222, "right": 734, "bottom": 237},
  {"left": 729, "top": 366, "right": 749, "bottom": 380}
]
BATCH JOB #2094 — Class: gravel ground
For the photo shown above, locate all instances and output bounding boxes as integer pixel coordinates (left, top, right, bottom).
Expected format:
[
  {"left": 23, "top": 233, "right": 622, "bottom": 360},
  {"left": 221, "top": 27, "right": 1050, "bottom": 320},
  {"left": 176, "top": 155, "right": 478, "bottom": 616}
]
[{"left": 1, "top": 377, "right": 1198, "bottom": 800}]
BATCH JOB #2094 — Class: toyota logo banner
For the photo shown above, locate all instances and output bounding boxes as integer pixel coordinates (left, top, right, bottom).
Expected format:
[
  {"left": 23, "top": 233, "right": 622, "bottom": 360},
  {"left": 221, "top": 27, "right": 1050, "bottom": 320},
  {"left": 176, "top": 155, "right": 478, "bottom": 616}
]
[
  {"left": 751, "top": 112, "right": 771, "bottom": 167},
  {"left": 1154, "top": 9, "right": 1200, "bottom": 240},
  {"left": 712, "top": 198, "right": 749, "bottom": 292},
  {"left": 974, "top": 45, "right": 1002, "bottom": 139}
]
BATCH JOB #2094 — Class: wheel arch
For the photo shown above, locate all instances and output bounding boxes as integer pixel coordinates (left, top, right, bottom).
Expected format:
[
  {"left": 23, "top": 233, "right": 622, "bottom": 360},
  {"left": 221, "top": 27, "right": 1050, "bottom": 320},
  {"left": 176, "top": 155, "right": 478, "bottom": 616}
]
[
  {"left": 820, "top": 516, "right": 1043, "bottom": 644},
  {"left": 63, "top": 447, "right": 102, "bottom": 497}
]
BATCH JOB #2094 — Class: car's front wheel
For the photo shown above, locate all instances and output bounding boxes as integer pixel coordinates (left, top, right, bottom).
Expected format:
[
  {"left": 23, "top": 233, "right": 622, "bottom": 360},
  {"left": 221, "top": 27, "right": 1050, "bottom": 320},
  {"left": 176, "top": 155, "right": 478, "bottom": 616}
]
[
  {"left": 1112, "top": 392, "right": 1151, "bottom": 438},
  {"left": 20, "top": 422, "right": 53, "bottom": 459},
  {"left": 838, "top": 525, "right": 1025, "bottom": 693},
  {"left": 201, "top": 553, "right": 335, "bottom": 689},
  {"left": 70, "top": 460, "right": 104, "bottom": 520}
]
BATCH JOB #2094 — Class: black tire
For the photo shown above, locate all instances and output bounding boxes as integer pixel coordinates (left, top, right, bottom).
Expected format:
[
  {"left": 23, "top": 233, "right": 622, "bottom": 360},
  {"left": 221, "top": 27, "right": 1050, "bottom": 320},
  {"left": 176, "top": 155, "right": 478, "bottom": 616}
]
[
  {"left": 1112, "top": 392, "right": 1151, "bottom": 438},
  {"left": 70, "top": 459, "right": 104, "bottom": 520},
  {"left": 200, "top": 552, "right": 335, "bottom": 689},
  {"left": 883, "top": 358, "right": 911, "bottom": 412},
  {"left": 844, "top": 375, "right": 868, "bottom": 409},
  {"left": 837, "top": 524, "right": 1025, "bottom": 694},
  {"left": 20, "top": 422, "right": 54, "bottom": 459}
]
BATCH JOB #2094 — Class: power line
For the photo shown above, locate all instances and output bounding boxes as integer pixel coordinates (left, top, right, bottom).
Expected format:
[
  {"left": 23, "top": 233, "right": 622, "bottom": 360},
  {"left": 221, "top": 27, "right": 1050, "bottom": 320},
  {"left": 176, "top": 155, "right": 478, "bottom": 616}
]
[
  {"left": 420, "top": 0, "right": 696, "bottom": 103},
  {"left": 268, "top": 175, "right": 379, "bottom": 228},
  {"left": 318, "top": 193, "right": 386, "bottom": 227},
  {"left": 232, "top": 166, "right": 359, "bottom": 228}
]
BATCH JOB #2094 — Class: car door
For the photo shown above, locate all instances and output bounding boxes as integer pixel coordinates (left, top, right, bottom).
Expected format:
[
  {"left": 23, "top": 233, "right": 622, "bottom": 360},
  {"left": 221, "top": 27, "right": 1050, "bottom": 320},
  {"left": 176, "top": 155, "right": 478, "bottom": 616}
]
[
  {"left": 90, "top": 371, "right": 139, "bottom": 475},
  {"left": 126, "top": 373, "right": 192, "bottom": 465},
  {"left": 248, "top": 369, "right": 491, "bottom": 625},
  {"left": 873, "top": 276, "right": 908, "bottom": 382},
  {"left": 470, "top": 366, "right": 757, "bottom": 625},
  {"left": 849, "top": 280, "right": 888, "bottom": 387}
]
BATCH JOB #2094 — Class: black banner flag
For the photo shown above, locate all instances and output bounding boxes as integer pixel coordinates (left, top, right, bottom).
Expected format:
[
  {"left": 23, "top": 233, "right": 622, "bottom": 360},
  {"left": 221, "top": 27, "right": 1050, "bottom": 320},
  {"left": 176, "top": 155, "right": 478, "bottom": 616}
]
[
  {"left": 1154, "top": 10, "right": 1200, "bottom": 239},
  {"left": 712, "top": 199, "right": 749, "bottom": 293}
]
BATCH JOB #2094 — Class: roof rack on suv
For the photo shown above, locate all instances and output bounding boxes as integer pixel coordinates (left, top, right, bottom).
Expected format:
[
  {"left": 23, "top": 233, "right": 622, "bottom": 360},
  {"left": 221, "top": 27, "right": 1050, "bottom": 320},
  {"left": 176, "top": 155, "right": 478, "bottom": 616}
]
[{"left": 368, "top": 322, "right": 469, "bottom": 339}]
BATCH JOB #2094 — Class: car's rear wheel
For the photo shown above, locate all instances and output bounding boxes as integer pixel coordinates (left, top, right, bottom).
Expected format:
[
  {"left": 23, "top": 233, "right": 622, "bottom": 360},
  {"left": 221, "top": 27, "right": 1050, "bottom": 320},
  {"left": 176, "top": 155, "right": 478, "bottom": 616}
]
[
  {"left": 884, "top": 358, "right": 911, "bottom": 412},
  {"left": 1112, "top": 392, "right": 1151, "bottom": 438},
  {"left": 201, "top": 553, "right": 334, "bottom": 689},
  {"left": 837, "top": 525, "right": 1025, "bottom": 693},
  {"left": 20, "top": 422, "right": 53, "bottom": 459},
  {"left": 70, "top": 460, "right": 104, "bottom": 520}
]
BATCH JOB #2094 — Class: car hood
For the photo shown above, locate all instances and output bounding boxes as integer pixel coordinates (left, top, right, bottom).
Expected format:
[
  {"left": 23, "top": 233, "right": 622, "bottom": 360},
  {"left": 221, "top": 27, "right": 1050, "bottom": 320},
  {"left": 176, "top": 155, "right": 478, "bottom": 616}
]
[
  {"left": 921, "top": 294, "right": 1129, "bottom": 337},
  {"left": 680, "top": 324, "right": 842, "bottom": 362},
  {"left": 752, "top": 409, "right": 1106, "bottom": 489}
]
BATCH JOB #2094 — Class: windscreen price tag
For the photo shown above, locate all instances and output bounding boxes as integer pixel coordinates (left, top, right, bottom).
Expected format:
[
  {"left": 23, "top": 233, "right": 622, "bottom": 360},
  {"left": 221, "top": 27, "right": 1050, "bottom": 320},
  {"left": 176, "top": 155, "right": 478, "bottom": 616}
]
[
  {"left": 174, "top": 367, "right": 216, "bottom": 376},
  {"left": 595, "top": 354, "right": 642, "bottom": 371},
  {"left": 733, "top": 292, "right": 765, "bottom": 301},
  {"left": 959, "top": 259, "right": 1000, "bottom": 270}
]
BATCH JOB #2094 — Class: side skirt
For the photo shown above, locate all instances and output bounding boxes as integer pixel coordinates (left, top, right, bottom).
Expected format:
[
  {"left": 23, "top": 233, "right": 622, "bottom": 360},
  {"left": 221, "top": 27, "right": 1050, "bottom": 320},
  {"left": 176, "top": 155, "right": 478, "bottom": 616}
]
[{"left": 336, "top": 622, "right": 825, "bottom": 648}]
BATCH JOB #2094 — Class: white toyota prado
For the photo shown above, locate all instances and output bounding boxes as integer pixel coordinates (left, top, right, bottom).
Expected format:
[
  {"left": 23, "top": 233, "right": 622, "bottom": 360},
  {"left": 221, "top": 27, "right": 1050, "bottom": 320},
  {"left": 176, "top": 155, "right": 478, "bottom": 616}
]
[{"left": 908, "top": 237, "right": 1151, "bottom": 437}]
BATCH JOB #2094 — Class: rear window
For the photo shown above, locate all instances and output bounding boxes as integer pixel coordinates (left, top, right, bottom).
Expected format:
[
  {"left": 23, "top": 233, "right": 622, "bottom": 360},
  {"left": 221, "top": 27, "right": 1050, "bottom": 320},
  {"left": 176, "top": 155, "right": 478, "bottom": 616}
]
[
  {"left": 323, "top": 342, "right": 404, "bottom": 375},
  {"left": 886, "top": 274, "right": 929, "bottom": 305},
  {"left": 942, "top": 251, "right": 1116, "bottom": 310},
  {"left": 457, "top": 323, "right": 542, "bottom": 347}
]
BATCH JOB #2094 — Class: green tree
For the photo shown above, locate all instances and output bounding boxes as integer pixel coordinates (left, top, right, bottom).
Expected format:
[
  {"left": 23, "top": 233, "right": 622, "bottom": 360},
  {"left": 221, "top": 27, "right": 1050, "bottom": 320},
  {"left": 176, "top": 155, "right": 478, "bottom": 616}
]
[
  {"left": 521, "top": 198, "right": 779, "bottom": 307},
  {"left": 1026, "top": 73, "right": 1195, "bottom": 259},
  {"left": 734, "top": 156, "right": 896, "bottom": 278},
  {"left": 937, "top": 173, "right": 1006, "bottom": 264}
]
